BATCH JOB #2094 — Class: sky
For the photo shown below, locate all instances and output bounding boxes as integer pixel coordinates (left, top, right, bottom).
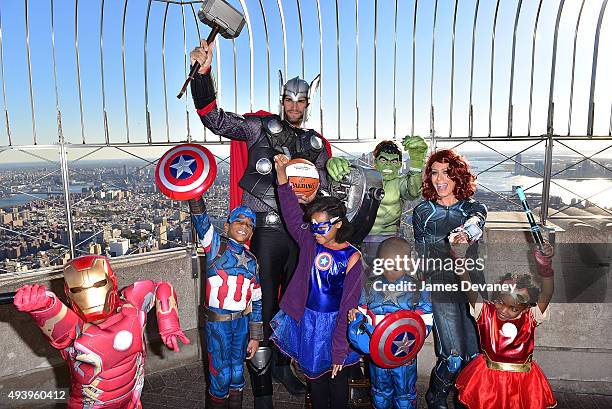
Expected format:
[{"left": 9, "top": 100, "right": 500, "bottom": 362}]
[{"left": 0, "top": 0, "right": 611, "bottom": 155}]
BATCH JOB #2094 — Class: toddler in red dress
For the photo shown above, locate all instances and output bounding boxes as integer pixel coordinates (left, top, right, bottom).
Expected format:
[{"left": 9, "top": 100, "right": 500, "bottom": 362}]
[{"left": 454, "top": 241, "right": 557, "bottom": 409}]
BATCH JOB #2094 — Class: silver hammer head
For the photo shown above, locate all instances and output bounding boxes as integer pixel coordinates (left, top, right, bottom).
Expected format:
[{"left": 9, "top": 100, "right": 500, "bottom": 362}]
[{"left": 198, "top": 0, "right": 245, "bottom": 40}]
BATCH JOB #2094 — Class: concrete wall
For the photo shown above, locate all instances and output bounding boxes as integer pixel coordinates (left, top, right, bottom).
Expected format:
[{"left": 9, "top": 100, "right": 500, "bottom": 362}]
[{"left": 0, "top": 224, "right": 610, "bottom": 407}]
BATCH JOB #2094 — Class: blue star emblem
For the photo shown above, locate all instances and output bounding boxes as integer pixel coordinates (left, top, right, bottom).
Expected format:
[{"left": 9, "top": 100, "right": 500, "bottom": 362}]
[{"left": 170, "top": 155, "right": 196, "bottom": 179}]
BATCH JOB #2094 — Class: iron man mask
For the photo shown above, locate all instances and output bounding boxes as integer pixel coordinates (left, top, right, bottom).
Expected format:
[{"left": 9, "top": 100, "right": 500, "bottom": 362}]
[{"left": 63, "top": 255, "right": 119, "bottom": 323}]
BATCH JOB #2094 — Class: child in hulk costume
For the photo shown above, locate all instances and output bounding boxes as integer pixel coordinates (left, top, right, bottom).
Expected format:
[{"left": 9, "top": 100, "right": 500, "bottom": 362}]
[{"left": 326, "top": 136, "right": 428, "bottom": 268}]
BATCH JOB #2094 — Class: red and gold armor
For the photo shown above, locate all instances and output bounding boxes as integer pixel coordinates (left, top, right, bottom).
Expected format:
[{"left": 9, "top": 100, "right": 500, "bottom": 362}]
[
  {"left": 14, "top": 255, "right": 189, "bottom": 409},
  {"left": 478, "top": 301, "right": 535, "bottom": 367}
]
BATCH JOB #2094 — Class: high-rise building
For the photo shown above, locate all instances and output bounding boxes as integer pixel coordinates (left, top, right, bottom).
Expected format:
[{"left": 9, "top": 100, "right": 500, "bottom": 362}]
[
  {"left": 109, "top": 238, "right": 130, "bottom": 257},
  {"left": 155, "top": 224, "right": 168, "bottom": 245},
  {"left": 515, "top": 153, "right": 523, "bottom": 175}
]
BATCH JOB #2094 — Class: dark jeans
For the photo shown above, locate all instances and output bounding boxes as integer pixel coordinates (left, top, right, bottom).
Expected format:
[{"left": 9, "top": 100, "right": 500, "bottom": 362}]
[{"left": 431, "top": 301, "right": 479, "bottom": 379}]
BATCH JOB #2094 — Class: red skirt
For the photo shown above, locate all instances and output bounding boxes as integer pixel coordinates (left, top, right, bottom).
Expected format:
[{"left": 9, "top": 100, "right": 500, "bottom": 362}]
[{"left": 456, "top": 355, "right": 557, "bottom": 409}]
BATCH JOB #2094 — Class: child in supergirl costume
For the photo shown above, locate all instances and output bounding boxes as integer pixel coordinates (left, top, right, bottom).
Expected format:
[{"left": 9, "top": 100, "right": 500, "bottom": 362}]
[
  {"left": 270, "top": 154, "right": 363, "bottom": 409},
  {"left": 454, "top": 240, "right": 557, "bottom": 409}
]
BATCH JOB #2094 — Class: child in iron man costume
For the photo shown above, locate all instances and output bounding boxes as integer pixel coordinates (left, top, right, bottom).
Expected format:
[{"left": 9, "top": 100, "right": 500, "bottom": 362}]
[
  {"left": 454, "top": 240, "right": 557, "bottom": 409},
  {"left": 13, "top": 254, "right": 189, "bottom": 409}
]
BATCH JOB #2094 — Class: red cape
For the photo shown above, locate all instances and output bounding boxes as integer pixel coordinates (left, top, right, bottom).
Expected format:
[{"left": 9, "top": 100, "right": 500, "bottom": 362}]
[{"left": 229, "top": 111, "right": 333, "bottom": 209}]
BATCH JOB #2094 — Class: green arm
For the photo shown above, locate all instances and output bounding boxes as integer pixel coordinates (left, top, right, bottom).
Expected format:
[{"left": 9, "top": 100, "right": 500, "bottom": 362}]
[
  {"left": 399, "top": 135, "right": 427, "bottom": 200},
  {"left": 399, "top": 172, "right": 423, "bottom": 201}
]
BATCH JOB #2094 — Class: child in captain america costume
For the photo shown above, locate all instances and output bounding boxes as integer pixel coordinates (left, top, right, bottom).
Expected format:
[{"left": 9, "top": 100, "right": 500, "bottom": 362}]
[
  {"left": 348, "top": 237, "right": 433, "bottom": 409},
  {"left": 187, "top": 196, "right": 263, "bottom": 409}
]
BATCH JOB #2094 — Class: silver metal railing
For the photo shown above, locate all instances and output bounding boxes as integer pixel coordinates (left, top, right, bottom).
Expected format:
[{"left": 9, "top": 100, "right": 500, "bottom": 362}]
[{"left": 0, "top": 0, "right": 611, "bottom": 274}]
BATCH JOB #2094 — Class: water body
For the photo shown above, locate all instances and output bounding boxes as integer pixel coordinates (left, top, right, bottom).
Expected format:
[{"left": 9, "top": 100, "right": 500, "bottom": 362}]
[
  {"left": 0, "top": 185, "right": 92, "bottom": 208},
  {"left": 2, "top": 165, "right": 611, "bottom": 209},
  {"left": 474, "top": 160, "right": 612, "bottom": 208}
]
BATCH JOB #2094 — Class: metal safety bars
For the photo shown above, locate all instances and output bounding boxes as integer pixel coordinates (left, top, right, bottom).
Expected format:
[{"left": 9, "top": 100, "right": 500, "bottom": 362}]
[{"left": 0, "top": 0, "right": 611, "bottom": 273}]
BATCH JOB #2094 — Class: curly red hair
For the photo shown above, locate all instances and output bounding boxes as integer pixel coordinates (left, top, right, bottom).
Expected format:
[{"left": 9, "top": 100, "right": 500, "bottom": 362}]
[{"left": 422, "top": 149, "right": 477, "bottom": 201}]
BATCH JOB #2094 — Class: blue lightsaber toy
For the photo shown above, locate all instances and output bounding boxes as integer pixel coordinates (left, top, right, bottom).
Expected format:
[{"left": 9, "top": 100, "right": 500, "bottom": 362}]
[{"left": 514, "top": 186, "right": 545, "bottom": 250}]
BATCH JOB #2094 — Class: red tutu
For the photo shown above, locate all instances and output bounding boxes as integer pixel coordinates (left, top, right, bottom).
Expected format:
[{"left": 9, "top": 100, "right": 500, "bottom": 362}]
[{"left": 456, "top": 355, "right": 557, "bottom": 409}]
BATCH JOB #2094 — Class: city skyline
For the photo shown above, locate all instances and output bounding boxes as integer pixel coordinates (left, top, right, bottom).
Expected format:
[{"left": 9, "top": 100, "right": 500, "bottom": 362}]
[{"left": 2, "top": 152, "right": 611, "bottom": 274}]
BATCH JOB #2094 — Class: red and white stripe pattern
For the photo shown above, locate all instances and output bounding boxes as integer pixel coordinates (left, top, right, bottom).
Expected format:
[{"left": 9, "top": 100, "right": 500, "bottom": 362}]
[
  {"left": 199, "top": 224, "right": 215, "bottom": 253},
  {"left": 206, "top": 271, "right": 261, "bottom": 311}
]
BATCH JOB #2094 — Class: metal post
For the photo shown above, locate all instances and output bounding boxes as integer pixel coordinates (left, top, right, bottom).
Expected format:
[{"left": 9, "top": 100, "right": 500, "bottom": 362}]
[
  {"left": 540, "top": 136, "right": 553, "bottom": 226},
  {"left": 59, "top": 142, "right": 76, "bottom": 259}
]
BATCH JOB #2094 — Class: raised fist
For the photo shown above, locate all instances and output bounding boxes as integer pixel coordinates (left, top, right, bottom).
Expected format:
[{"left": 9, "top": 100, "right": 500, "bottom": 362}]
[
  {"left": 534, "top": 240, "right": 554, "bottom": 278},
  {"left": 402, "top": 135, "right": 428, "bottom": 170},
  {"left": 14, "top": 284, "right": 53, "bottom": 312},
  {"left": 326, "top": 157, "right": 351, "bottom": 182},
  {"left": 190, "top": 39, "right": 214, "bottom": 74}
]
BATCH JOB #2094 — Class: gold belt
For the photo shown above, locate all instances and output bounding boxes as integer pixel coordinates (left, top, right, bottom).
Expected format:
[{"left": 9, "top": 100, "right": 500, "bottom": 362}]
[{"left": 485, "top": 353, "right": 532, "bottom": 373}]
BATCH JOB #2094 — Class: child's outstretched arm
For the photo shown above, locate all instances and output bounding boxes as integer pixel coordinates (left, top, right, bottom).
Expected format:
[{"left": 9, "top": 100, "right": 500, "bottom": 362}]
[
  {"left": 534, "top": 241, "right": 555, "bottom": 314},
  {"left": 189, "top": 196, "right": 221, "bottom": 258},
  {"left": 274, "top": 154, "right": 312, "bottom": 245},
  {"left": 414, "top": 288, "right": 434, "bottom": 336}
]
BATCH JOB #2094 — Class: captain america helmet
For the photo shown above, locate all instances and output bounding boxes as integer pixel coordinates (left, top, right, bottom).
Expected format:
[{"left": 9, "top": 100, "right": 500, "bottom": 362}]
[{"left": 228, "top": 205, "right": 256, "bottom": 227}]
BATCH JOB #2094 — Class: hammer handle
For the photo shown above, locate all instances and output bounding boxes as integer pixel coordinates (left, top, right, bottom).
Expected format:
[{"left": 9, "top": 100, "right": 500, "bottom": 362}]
[
  {"left": 177, "top": 26, "right": 221, "bottom": 99},
  {"left": 0, "top": 292, "right": 16, "bottom": 305}
]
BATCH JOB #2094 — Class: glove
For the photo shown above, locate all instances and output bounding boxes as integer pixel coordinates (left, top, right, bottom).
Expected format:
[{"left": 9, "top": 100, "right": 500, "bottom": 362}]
[
  {"left": 326, "top": 157, "right": 351, "bottom": 182},
  {"left": 14, "top": 284, "right": 54, "bottom": 312},
  {"left": 188, "top": 196, "right": 206, "bottom": 215},
  {"left": 158, "top": 315, "right": 190, "bottom": 352},
  {"left": 155, "top": 282, "right": 190, "bottom": 352},
  {"left": 534, "top": 246, "right": 554, "bottom": 278},
  {"left": 347, "top": 312, "right": 373, "bottom": 354},
  {"left": 402, "top": 135, "right": 428, "bottom": 170}
]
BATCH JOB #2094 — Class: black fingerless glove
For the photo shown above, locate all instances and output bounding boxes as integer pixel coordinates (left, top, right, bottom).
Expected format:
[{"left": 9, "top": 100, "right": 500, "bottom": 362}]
[{"left": 190, "top": 69, "right": 217, "bottom": 110}]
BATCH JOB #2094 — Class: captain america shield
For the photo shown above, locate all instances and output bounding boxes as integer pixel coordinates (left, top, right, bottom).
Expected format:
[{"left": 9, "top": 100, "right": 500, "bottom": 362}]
[
  {"left": 155, "top": 144, "right": 217, "bottom": 200},
  {"left": 369, "top": 310, "right": 426, "bottom": 368}
]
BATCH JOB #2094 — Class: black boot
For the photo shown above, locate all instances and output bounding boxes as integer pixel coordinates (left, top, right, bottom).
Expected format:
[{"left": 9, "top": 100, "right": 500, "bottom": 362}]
[
  {"left": 425, "top": 370, "right": 454, "bottom": 409},
  {"left": 272, "top": 350, "right": 306, "bottom": 396},
  {"left": 254, "top": 395, "right": 274, "bottom": 409},
  {"left": 228, "top": 389, "right": 243, "bottom": 409},
  {"left": 248, "top": 346, "right": 274, "bottom": 408}
]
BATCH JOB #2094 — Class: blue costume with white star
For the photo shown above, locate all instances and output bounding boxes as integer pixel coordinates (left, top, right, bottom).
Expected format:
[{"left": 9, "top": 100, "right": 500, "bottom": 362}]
[
  {"left": 192, "top": 207, "right": 262, "bottom": 399},
  {"left": 353, "top": 275, "right": 433, "bottom": 409},
  {"left": 271, "top": 243, "right": 361, "bottom": 378}
]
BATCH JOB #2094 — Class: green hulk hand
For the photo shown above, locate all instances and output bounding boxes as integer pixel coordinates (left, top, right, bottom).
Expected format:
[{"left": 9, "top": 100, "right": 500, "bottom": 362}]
[
  {"left": 402, "top": 135, "right": 428, "bottom": 170},
  {"left": 326, "top": 157, "right": 351, "bottom": 182}
]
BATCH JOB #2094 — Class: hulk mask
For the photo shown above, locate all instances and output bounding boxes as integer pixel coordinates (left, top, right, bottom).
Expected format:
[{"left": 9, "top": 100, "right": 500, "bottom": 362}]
[{"left": 375, "top": 151, "right": 402, "bottom": 182}]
